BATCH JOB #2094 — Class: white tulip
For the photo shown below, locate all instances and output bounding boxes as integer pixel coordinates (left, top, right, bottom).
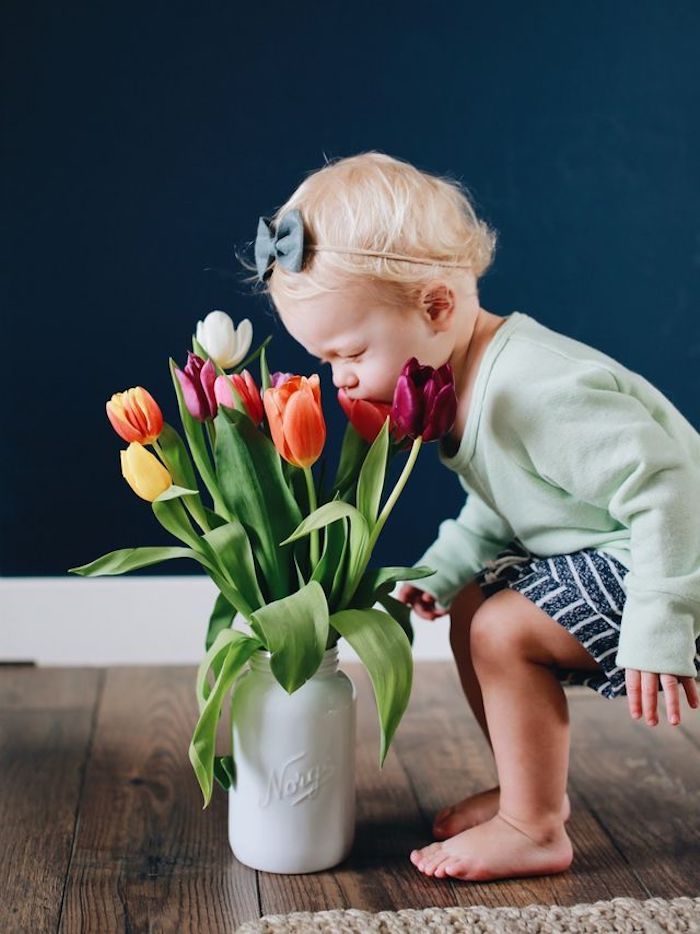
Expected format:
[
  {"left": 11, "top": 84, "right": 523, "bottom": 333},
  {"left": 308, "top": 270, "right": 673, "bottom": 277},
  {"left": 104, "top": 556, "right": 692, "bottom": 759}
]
[{"left": 195, "top": 311, "right": 253, "bottom": 369}]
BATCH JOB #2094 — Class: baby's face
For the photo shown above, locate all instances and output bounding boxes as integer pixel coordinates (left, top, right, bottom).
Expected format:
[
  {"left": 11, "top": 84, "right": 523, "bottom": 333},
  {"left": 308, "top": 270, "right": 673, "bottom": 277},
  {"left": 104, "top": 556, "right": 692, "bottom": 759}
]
[{"left": 275, "top": 278, "right": 451, "bottom": 405}]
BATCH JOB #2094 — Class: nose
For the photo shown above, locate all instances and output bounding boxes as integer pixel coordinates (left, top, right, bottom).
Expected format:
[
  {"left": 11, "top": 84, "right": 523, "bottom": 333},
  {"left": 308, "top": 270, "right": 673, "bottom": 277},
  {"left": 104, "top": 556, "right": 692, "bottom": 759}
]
[{"left": 331, "top": 363, "right": 358, "bottom": 391}]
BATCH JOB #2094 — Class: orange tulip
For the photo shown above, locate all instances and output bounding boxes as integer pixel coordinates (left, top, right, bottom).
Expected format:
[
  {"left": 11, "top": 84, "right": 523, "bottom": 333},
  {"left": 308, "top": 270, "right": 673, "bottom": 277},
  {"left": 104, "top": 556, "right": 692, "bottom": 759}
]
[
  {"left": 106, "top": 387, "right": 163, "bottom": 444},
  {"left": 263, "top": 374, "right": 326, "bottom": 468}
]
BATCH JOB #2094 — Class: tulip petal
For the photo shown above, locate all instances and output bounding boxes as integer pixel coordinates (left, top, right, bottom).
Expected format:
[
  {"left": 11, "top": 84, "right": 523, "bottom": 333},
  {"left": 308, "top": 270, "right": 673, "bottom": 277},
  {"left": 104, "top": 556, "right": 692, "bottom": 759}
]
[
  {"left": 422, "top": 383, "right": 457, "bottom": 441},
  {"left": 284, "top": 386, "right": 326, "bottom": 468}
]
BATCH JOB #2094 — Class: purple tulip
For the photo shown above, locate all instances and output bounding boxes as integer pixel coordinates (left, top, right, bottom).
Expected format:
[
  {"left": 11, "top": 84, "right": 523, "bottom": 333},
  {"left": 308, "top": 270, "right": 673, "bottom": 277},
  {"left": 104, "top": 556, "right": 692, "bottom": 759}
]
[
  {"left": 175, "top": 352, "right": 218, "bottom": 421},
  {"left": 270, "top": 371, "right": 294, "bottom": 388},
  {"left": 390, "top": 358, "right": 457, "bottom": 442}
]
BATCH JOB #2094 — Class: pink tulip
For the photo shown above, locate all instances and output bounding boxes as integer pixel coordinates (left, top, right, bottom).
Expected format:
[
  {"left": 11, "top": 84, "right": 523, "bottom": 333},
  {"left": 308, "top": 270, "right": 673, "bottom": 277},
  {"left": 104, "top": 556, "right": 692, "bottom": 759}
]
[
  {"left": 175, "top": 352, "right": 218, "bottom": 422},
  {"left": 214, "top": 370, "right": 264, "bottom": 425}
]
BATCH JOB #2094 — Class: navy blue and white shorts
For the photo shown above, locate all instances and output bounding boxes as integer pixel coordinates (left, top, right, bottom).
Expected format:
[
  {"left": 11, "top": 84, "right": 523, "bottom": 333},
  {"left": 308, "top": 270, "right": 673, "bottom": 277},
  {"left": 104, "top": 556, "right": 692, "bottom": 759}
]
[{"left": 473, "top": 539, "right": 700, "bottom": 700}]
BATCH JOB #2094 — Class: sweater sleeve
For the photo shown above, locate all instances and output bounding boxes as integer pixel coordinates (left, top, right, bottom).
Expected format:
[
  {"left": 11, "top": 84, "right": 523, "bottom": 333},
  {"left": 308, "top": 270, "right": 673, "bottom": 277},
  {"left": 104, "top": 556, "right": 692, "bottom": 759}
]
[
  {"left": 410, "top": 480, "right": 515, "bottom": 609},
  {"left": 503, "top": 363, "right": 700, "bottom": 677}
]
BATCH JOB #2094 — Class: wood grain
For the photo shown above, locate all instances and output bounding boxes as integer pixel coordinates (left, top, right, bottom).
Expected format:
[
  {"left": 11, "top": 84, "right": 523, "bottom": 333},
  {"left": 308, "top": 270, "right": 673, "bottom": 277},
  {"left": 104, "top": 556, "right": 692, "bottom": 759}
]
[
  {"left": 1, "top": 661, "right": 698, "bottom": 931},
  {"left": 0, "top": 668, "right": 102, "bottom": 934}
]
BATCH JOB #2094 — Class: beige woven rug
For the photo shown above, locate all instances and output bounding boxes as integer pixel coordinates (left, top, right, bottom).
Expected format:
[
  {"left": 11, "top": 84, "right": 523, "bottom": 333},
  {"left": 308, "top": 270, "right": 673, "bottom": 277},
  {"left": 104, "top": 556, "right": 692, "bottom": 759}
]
[{"left": 235, "top": 896, "right": 700, "bottom": 933}]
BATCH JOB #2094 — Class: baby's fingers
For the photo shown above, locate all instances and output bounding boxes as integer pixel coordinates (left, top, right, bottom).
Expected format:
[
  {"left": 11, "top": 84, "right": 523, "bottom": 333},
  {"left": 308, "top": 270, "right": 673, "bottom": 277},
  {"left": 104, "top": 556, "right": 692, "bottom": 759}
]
[
  {"left": 682, "top": 676, "right": 700, "bottom": 710},
  {"left": 625, "top": 669, "right": 642, "bottom": 719},
  {"left": 660, "top": 674, "right": 680, "bottom": 725}
]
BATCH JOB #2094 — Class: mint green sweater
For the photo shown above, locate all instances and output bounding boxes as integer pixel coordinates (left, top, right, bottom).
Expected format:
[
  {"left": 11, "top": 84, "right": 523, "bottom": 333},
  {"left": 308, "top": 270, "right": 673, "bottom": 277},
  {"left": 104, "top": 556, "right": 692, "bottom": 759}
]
[{"left": 413, "top": 311, "right": 700, "bottom": 677}]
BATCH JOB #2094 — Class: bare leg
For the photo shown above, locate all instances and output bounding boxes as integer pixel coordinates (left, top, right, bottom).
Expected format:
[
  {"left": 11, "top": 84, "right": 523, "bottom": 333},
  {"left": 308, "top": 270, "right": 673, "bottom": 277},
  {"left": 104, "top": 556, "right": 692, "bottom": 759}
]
[
  {"left": 448, "top": 581, "right": 491, "bottom": 748},
  {"left": 414, "top": 588, "right": 602, "bottom": 881},
  {"left": 435, "top": 582, "right": 570, "bottom": 839}
]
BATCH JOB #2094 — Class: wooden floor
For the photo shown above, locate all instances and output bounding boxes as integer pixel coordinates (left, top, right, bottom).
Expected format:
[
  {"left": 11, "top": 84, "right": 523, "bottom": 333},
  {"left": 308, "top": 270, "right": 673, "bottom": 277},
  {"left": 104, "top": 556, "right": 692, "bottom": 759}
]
[{"left": 1, "top": 661, "right": 699, "bottom": 932}]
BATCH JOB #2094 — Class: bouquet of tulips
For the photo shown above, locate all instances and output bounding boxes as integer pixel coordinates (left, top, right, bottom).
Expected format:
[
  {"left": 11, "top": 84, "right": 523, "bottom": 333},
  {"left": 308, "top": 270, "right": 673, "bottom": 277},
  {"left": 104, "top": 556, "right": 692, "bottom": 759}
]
[{"left": 69, "top": 311, "right": 458, "bottom": 808}]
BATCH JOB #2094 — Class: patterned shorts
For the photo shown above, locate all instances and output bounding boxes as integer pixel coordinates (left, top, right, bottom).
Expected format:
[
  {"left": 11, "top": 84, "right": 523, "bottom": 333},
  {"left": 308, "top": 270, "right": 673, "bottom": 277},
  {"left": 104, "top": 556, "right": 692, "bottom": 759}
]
[{"left": 473, "top": 539, "right": 700, "bottom": 700}]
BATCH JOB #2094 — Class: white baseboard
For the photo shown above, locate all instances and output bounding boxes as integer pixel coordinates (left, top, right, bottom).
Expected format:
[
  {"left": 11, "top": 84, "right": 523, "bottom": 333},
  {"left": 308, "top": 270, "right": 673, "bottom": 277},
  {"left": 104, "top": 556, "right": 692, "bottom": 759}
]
[{"left": 1, "top": 577, "right": 452, "bottom": 666}]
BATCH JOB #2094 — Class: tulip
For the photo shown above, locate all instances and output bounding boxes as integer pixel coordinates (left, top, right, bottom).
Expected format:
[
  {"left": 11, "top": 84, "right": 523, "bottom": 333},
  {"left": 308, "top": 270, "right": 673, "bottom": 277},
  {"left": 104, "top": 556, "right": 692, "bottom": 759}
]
[
  {"left": 120, "top": 442, "right": 173, "bottom": 501},
  {"left": 106, "top": 387, "right": 163, "bottom": 445},
  {"left": 270, "top": 371, "right": 294, "bottom": 388},
  {"left": 195, "top": 311, "right": 253, "bottom": 369},
  {"left": 390, "top": 358, "right": 457, "bottom": 442},
  {"left": 214, "top": 370, "right": 264, "bottom": 425},
  {"left": 175, "top": 352, "right": 218, "bottom": 421},
  {"left": 337, "top": 389, "right": 407, "bottom": 445},
  {"left": 263, "top": 374, "right": 326, "bottom": 469}
]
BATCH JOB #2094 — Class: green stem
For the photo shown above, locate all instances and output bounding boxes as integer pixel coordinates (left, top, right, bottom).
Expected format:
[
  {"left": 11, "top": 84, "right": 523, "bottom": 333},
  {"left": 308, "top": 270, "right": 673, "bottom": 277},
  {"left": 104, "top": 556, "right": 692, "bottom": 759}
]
[
  {"left": 340, "top": 435, "right": 423, "bottom": 610},
  {"left": 367, "top": 436, "right": 423, "bottom": 553},
  {"left": 303, "top": 467, "right": 320, "bottom": 568}
]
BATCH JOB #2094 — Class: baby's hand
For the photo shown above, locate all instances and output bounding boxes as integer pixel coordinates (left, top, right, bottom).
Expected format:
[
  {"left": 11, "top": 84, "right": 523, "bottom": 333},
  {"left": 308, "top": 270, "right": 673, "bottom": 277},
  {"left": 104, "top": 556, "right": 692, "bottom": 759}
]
[
  {"left": 625, "top": 668, "right": 700, "bottom": 726},
  {"left": 397, "top": 584, "right": 449, "bottom": 621}
]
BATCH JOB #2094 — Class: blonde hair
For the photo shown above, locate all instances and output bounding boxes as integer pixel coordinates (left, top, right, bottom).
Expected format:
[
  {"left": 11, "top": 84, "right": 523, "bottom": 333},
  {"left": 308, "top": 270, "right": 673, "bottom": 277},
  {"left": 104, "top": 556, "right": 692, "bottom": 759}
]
[{"left": 237, "top": 151, "right": 498, "bottom": 311}]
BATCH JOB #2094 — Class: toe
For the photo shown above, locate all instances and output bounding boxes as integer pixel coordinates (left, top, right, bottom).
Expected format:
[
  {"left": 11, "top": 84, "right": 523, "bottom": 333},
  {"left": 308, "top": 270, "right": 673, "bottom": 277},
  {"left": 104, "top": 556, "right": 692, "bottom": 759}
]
[
  {"left": 411, "top": 843, "right": 440, "bottom": 873},
  {"left": 444, "top": 859, "right": 469, "bottom": 879},
  {"left": 424, "top": 846, "right": 447, "bottom": 874},
  {"left": 433, "top": 854, "right": 454, "bottom": 878}
]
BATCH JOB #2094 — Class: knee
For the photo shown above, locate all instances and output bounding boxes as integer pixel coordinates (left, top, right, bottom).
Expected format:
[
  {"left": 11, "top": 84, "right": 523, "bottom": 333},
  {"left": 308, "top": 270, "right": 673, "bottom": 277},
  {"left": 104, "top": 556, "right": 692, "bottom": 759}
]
[{"left": 469, "top": 591, "right": 522, "bottom": 664}]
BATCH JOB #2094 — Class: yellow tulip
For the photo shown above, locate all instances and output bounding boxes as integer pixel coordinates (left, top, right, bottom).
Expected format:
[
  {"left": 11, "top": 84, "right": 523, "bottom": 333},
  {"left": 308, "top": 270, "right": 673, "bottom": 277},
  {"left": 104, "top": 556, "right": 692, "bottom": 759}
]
[{"left": 120, "top": 442, "right": 172, "bottom": 501}]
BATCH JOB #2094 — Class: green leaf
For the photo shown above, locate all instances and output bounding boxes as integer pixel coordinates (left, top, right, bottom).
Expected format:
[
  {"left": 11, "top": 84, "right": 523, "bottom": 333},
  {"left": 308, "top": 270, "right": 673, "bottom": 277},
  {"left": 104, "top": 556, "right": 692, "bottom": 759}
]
[
  {"left": 333, "top": 422, "right": 369, "bottom": 501},
  {"left": 153, "top": 484, "right": 199, "bottom": 501},
  {"left": 352, "top": 565, "right": 436, "bottom": 609},
  {"left": 310, "top": 496, "right": 348, "bottom": 607},
  {"left": 280, "top": 501, "right": 369, "bottom": 610},
  {"left": 205, "top": 591, "right": 238, "bottom": 653},
  {"left": 214, "top": 407, "right": 302, "bottom": 600},
  {"left": 248, "top": 581, "right": 329, "bottom": 694},
  {"left": 376, "top": 592, "right": 414, "bottom": 647},
  {"left": 203, "top": 507, "right": 229, "bottom": 530},
  {"left": 155, "top": 424, "right": 210, "bottom": 531},
  {"left": 280, "top": 500, "right": 365, "bottom": 545},
  {"left": 189, "top": 629, "right": 262, "bottom": 807},
  {"left": 151, "top": 498, "right": 254, "bottom": 618},
  {"left": 214, "top": 755, "right": 236, "bottom": 792},
  {"left": 192, "top": 335, "right": 209, "bottom": 358},
  {"left": 68, "top": 546, "right": 204, "bottom": 576},
  {"left": 259, "top": 344, "right": 271, "bottom": 392},
  {"left": 329, "top": 607, "right": 412, "bottom": 767},
  {"left": 356, "top": 417, "right": 390, "bottom": 529},
  {"left": 202, "top": 521, "right": 265, "bottom": 615}
]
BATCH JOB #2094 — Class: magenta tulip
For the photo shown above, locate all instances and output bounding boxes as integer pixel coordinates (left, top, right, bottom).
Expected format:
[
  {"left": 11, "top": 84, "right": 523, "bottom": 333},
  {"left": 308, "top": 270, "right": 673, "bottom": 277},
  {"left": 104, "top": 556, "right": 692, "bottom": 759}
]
[
  {"left": 390, "top": 358, "right": 457, "bottom": 442},
  {"left": 175, "top": 352, "right": 218, "bottom": 422}
]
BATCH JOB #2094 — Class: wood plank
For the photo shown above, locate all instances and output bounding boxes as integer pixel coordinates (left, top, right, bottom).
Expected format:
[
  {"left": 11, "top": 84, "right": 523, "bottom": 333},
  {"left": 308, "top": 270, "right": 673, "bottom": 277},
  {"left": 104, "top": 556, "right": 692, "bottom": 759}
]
[
  {"left": 0, "top": 668, "right": 101, "bottom": 934},
  {"left": 394, "top": 661, "right": 649, "bottom": 906},
  {"left": 567, "top": 691, "right": 700, "bottom": 897},
  {"left": 59, "top": 666, "right": 259, "bottom": 932},
  {"left": 259, "top": 662, "right": 466, "bottom": 913},
  {"left": 0, "top": 666, "right": 101, "bottom": 711}
]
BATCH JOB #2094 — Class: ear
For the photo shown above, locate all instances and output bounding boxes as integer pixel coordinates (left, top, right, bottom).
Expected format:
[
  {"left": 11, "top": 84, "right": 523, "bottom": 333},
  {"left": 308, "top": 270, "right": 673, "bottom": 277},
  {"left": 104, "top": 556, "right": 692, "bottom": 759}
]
[{"left": 418, "top": 282, "right": 455, "bottom": 330}]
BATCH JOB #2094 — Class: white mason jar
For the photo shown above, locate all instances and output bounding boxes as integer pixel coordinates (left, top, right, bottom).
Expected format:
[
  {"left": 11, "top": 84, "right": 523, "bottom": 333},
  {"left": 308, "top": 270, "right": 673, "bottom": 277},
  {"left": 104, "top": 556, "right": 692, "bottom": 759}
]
[{"left": 228, "top": 644, "right": 357, "bottom": 873}]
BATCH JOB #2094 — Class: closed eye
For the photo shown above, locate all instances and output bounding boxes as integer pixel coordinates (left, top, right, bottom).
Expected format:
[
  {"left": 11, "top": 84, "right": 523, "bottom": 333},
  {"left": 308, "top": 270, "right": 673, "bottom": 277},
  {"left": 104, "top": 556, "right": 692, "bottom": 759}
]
[{"left": 319, "top": 351, "right": 364, "bottom": 364}]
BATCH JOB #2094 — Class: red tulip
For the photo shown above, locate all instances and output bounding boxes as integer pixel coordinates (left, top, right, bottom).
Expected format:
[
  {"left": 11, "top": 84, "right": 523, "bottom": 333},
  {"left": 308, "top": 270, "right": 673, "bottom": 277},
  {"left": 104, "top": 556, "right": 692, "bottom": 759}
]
[
  {"left": 214, "top": 370, "right": 264, "bottom": 425},
  {"left": 337, "top": 389, "right": 406, "bottom": 445}
]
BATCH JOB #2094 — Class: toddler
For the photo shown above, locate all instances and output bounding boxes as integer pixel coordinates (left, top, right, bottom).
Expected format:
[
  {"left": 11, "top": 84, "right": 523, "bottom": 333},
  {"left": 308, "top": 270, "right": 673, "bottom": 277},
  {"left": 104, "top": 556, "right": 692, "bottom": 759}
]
[{"left": 247, "top": 151, "right": 700, "bottom": 883}]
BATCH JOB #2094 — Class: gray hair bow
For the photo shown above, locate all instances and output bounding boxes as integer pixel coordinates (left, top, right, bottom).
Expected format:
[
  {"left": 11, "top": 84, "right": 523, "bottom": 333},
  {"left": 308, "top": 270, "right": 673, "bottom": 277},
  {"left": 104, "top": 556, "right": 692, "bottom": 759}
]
[{"left": 254, "top": 208, "right": 305, "bottom": 281}]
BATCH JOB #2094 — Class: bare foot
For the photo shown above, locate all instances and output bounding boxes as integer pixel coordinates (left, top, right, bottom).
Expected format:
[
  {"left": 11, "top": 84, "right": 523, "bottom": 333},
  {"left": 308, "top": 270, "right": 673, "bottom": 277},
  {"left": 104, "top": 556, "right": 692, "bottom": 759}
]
[
  {"left": 411, "top": 811, "right": 573, "bottom": 882},
  {"left": 433, "top": 787, "right": 571, "bottom": 840}
]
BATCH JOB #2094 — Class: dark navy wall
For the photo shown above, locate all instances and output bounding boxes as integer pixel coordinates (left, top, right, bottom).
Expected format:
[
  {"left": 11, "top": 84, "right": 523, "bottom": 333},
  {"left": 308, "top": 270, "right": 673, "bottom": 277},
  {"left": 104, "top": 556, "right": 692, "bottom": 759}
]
[{"left": 3, "top": 1, "right": 699, "bottom": 576}]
